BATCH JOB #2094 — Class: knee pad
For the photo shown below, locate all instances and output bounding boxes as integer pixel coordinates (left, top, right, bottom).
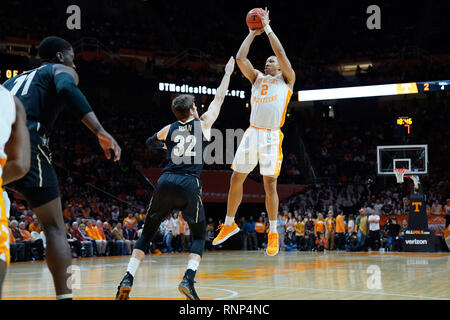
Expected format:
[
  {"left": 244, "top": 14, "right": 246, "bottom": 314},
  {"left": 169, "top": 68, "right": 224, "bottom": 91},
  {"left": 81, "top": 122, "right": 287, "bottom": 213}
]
[{"left": 189, "top": 239, "right": 205, "bottom": 257}]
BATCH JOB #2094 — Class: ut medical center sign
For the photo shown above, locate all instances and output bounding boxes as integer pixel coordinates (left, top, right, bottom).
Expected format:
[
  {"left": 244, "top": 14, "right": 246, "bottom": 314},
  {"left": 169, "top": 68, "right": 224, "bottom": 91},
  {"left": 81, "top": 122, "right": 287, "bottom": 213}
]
[{"left": 403, "top": 194, "right": 437, "bottom": 252}]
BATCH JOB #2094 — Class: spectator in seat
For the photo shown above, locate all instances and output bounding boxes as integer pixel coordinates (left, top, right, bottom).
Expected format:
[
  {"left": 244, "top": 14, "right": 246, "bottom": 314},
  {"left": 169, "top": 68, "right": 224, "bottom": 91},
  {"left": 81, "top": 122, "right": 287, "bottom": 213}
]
[
  {"left": 113, "top": 222, "right": 131, "bottom": 255},
  {"left": 345, "top": 232, "right": 358, "bottom": 251},
  {"left": 111, "top": 206, "right": 120, "bottom": 225},
  {"left": 66, "top": 223, "right": 81, "bottom": 258},
  {"left": 85, "top": 219, "right": 106, "bottom": 256},
  {"left": 123, "top": 212, "right": 138, "bottom": 230},
  {"left": 314, "top": 233, "right": 327, "bottom": 252},
  {"left": 71, "top": 222, "right": 93, "bottom": 257},
  {"left": 121, "top": 222, "right": 136, "bottom": 253},
  {"left": 28, "top": 218, "right": 41, "bottom": 234},
  {"left": 103, "top": 221, "right": 120, "bottom": 256},
  {"left": 8, "top": 225, "right": 25, "bottom": 262},
  {"left": 347, "top": 214, "right": 355, "bottom": 235},
  {"left": 96, "top": 220, "right": 113, "bottom": 256},
  {"left": 303, "top": 229, "right": 312, "bottom": 251},
  {"left": 384, "top": 218, "right": 401, "bottom": 251},
  {"left": 284, "top": 227, "right": 297, "bottom": 251},
  {"left": 431, "top": 200, "right": 443, "bottom": 215},
  {"left": 398, "top": 219, "right": 408, "bottom": 251},
  {"left": 30, "top": 228, "right": 46, "bottom": 249},
  {"left": 18, "top": 221, "right": 44, "bottom": 261}
]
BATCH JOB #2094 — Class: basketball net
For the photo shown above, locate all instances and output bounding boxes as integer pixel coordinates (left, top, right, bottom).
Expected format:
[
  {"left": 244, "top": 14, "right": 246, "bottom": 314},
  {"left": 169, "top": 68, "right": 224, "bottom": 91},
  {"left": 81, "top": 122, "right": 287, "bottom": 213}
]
[
  {"left": 394, "top": 168, "right": 408, "bottom": 183},
  {"left": 394, "top": 168, "right": 420, "bottom": 190}
]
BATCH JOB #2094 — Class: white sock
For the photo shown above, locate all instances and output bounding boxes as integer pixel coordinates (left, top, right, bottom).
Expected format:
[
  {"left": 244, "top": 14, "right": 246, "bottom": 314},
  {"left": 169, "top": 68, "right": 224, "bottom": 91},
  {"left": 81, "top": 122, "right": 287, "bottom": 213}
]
[
  {"left": 126, "top": 257, "right": 141, "bottom": 277},
  {"left": 224, "top": 216, "right": 234, "bottom": 226},
  {"left": 269, "top": 220, "right": 277, "bottom": 234},
  {"left": 187, "top": 259, "right": 199, "bottom": 271}
]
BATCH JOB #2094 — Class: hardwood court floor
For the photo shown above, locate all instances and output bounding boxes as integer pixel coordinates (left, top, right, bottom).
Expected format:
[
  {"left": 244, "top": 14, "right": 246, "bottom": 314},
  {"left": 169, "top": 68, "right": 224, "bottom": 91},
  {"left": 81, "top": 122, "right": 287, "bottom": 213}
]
[{"left": 2, "top": 250, "right": 449, "bottom": 300}]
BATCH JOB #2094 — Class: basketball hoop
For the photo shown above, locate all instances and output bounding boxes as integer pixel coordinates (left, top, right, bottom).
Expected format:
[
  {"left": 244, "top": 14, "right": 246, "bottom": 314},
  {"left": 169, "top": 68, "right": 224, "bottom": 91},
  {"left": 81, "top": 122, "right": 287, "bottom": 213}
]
[{"left": 394, "top": 168, "right": 408, "bottom": 183}]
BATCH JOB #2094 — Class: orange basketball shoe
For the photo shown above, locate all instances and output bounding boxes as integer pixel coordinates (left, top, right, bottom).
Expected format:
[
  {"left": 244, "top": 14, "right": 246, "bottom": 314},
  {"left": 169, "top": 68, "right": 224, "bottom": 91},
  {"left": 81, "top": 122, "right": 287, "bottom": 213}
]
[
  {"left": 266, "top": 232, "right": 279, "bottom": 256},
  {"left": 212, "top": 221, "right": 240, "bottom": 246}
]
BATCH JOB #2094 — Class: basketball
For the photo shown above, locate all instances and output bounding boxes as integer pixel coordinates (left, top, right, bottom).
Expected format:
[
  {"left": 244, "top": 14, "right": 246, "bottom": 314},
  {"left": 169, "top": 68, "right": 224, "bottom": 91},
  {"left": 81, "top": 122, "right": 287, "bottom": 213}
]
[{"left": 246, "top": 8, "right": 264, "bottom": 30}]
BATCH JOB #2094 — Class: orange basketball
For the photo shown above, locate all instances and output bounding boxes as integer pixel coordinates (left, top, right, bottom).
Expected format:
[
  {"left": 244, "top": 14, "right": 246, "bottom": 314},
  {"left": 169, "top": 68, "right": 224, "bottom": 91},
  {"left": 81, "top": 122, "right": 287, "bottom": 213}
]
[{"left": 246, "top": 8, "right": 264, "bottom": 30}]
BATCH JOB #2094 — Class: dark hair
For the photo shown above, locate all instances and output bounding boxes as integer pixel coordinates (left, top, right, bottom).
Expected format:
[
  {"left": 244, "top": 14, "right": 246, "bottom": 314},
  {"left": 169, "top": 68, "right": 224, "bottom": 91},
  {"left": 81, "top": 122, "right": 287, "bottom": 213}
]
[
  {"left": 38, "top": 36, "right": 72, "bottom": 62},
  {"left": 171, "top": 94, "right": 195, "bottom": 120}
]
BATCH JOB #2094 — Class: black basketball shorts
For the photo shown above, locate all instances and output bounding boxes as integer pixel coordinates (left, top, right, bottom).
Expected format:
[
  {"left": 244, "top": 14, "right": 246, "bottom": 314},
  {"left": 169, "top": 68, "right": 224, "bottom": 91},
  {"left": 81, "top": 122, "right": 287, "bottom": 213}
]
[{"left": 14, "top": 121, "right": 60, "bottom": 208}]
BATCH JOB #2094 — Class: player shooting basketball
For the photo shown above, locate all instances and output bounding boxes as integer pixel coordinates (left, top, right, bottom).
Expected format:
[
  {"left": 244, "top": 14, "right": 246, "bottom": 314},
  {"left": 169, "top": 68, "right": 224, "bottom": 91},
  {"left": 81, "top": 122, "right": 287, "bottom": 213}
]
[{"left": 213, "top": 8, "right": 295, "bottom": 256}]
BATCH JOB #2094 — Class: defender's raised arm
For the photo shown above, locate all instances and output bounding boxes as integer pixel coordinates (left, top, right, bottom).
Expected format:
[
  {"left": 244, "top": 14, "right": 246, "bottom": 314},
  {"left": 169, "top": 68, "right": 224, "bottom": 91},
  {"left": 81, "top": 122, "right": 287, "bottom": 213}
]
[{"left": 200, "top": 56, "right": 235, "bottom": 130}]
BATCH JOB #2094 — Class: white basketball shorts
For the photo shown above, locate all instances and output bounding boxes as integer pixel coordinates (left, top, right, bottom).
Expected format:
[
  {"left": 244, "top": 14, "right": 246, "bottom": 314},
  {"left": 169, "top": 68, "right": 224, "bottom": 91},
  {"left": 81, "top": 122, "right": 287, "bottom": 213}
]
[{"left": 231, "top": 126, "right": 284, "bottom": 176}]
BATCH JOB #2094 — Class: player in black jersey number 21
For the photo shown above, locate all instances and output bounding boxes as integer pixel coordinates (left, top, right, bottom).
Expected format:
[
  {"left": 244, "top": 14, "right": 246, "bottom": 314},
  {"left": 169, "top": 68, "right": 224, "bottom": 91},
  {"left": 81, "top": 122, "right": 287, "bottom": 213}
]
[{"left": 116, "top": 56, "right": 235, "bottom": 300}]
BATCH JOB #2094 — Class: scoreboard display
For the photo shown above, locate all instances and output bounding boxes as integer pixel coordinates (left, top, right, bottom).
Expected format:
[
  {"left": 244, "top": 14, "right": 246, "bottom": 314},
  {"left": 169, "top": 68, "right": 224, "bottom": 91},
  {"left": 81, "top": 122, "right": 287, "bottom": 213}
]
[
  {"left": 395, "top": 116, "right": 413, "bottom": 137},
  {"left": 416, "top": 80, "right": 449, "bottom": 93},
  {"left": 298, "top": 79, "right": 450, "bottom": 102},
  {"left": 0, "top": 68, "right": 24, "bottom": 82}
]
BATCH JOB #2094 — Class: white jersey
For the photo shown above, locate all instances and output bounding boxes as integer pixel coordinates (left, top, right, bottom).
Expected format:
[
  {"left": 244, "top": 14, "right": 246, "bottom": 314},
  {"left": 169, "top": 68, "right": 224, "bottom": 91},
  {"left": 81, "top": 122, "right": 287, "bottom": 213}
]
[
  {"left": 0, "top": 85, "right": 16, "bottom": 181},
  {"left": 0, "top": 85, "right": 15, "bottom": 264},
  {"left": 250, "top": 73, "right": 293, "bottom": 130}
]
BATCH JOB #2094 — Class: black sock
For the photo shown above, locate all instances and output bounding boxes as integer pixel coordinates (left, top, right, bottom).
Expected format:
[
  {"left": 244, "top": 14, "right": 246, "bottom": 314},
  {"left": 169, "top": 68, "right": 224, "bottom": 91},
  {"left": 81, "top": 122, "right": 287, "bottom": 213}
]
[{"left": 184, "top": 269, "right": 196, "bottom": 283}]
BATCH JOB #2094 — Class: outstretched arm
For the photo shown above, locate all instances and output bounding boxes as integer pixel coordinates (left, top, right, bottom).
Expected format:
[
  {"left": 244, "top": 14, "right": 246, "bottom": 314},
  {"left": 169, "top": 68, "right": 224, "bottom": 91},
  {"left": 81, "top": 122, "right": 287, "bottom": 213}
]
[
  {"left": 3, "top": 96, "right": 30, "bottom": 185},
  {"left": 199, "top": 56, "right": 235, "bottom": 130},
  {"left": 260, "top": 8, "right": 295, "bottom": 90},
  {"left": 81, "top": 112, "right": 121, "bottom": 161},
  {"left": 145, "top": 124, "right": 170, "bottom": 150},
  {"left": 53, "top": 64, "right": 121, "bottom": 162},
  {"left": 236, "top": 30, "right": 263, "bottom": 84}
]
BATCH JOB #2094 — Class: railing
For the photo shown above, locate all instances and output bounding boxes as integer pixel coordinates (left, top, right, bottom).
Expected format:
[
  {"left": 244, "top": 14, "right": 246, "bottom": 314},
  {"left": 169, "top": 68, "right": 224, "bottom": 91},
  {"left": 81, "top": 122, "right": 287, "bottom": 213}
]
[
  {"left": 163, "top": 48, "right": 212, "bottom": 68},
  {"left": 71, "top": 37, "right": 119, "bottom": 59}
]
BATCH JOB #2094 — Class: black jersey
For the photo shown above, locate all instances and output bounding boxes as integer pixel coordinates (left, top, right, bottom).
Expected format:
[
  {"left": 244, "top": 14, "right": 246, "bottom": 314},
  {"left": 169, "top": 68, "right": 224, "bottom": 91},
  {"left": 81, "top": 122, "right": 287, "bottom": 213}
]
[
  {"left": 3, "top": 63, "right": 61, "bottom": 133},
  {"left": 163, "top": 119, "right": 210, "bottom": 178}
]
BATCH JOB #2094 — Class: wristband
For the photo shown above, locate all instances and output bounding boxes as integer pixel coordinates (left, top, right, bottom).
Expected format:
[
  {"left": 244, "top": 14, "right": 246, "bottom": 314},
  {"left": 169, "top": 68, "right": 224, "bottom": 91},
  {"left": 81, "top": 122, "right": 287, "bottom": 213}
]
[
  {"left": 145, "top": 132, "right": 165, "bottom": 149},
  {"left": 264, "top": 25, "right": 273, "bottom": 35}
]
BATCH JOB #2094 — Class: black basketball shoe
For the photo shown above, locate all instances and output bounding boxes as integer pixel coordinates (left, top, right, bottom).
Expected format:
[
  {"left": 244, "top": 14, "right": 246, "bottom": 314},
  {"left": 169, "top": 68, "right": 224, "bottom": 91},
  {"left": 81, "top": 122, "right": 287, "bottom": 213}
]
[
  {"left": 178, "top": 278, "right": 200, "bottom": 300},
  {"left": 115, "top": 272, "right": 134, "bottom": 300}
]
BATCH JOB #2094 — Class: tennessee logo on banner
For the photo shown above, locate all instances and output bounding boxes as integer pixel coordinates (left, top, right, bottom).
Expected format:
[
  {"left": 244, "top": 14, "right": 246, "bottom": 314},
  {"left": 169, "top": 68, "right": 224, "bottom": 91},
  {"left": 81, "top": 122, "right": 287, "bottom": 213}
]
[
  {"left": 412, "top": 202, "right": 422, "bottom": 212},
  {"left": 396, "top": 83, "right": 418, "bottom": 94}
]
